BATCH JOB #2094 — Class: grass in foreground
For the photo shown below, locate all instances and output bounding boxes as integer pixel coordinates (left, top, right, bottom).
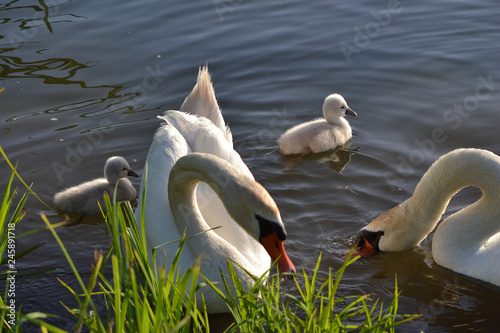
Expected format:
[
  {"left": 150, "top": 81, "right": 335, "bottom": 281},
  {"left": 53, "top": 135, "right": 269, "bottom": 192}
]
[
  {"left": 207, "top": 252, "right": 416, "bottom": 332},
  {"left": 35, "top": 196, "right": 417, "bottom": 332},
  {"left": 0, "top": 146, "right": 419, "bottom": 332},
  {"left": 0, "top": 168, "right": 47, "bottom": 333}
]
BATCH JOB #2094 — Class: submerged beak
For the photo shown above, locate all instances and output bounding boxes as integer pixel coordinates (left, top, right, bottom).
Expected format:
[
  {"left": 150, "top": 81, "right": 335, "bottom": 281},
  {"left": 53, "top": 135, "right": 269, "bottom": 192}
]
[
  {"left": 261, "top": 232, "right": 296, "bottom": 278},
  {"left": 346, "top": 108, "right": 357, "bottom": 117},
  {"left": 128, "top": 169, "right": 140, "bottom": 178},
  {"left": 342, "top": 238, "right": 376, "bottom": 259}
]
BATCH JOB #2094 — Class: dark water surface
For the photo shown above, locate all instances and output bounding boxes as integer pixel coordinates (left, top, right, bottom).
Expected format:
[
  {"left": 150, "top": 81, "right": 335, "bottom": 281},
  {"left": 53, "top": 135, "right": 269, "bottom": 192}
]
[{"left": 1, "top": 0, "right": 500, "bottom": 331}]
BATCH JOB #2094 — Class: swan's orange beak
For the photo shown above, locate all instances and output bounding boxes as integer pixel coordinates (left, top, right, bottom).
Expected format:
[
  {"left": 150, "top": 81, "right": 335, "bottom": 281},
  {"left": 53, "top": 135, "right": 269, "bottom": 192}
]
[
  {"left": 261, "top": 232, "right": 296, "bottom": 277},
  {"left": 342, "top": 238, "right": 377, "bottom": 259}
]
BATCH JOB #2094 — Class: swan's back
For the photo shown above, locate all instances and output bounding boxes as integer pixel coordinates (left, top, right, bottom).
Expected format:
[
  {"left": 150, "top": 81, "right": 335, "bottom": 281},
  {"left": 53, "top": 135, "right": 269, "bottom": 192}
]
[{"left": 161, "top": 111, "right": 253, "bottom": 179}]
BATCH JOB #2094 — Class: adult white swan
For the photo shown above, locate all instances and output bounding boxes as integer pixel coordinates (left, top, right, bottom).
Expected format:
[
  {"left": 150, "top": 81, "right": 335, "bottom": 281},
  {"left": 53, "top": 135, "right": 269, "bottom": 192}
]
[
  {"left": 350, "top": 148, "right": 500, "bottom": 286},
  {"left": 134, "top": 66, "right": 295, "bottom": 313}
]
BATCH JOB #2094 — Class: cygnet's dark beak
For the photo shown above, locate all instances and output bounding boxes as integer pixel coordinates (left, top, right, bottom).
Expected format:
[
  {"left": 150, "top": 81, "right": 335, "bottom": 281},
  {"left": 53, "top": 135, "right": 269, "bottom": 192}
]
[
  {"left": 346, "top": 108, "right": 357, "bottom": 117},
  {"left": 128, "top": 169, "right": 140, "bottom": 178}
]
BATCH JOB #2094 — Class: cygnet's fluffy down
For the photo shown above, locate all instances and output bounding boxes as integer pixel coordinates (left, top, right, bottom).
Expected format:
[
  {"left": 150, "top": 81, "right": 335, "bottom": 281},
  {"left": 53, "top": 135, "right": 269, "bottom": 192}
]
[
  {"left": 278, "top": 94, "right": 357, "bottom": 155},
  {"left": 54, "top": 156, "right": 139, "bottom": 216}
]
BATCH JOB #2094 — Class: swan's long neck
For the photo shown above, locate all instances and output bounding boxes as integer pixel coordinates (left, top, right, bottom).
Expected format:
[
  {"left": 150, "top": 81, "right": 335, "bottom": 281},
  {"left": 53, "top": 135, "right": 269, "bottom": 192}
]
[
  {"left": 168, "top": 159, "right": 225, "bottom": 247},
  {"left": 167, "top": 153, "right": 295, "bottom": 278},
  {"left": 368, "top": 149, "right": 500, "bottom": 252},
  {"left": 167, "top": 153, "right": 260, "bottom": 258},
  {"left": 405, "top": 149, "right": 500, "bottom": 240}
]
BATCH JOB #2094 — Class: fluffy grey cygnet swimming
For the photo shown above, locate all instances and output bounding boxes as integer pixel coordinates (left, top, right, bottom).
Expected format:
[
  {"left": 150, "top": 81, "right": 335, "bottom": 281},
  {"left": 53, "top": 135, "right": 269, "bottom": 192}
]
[
  {"left": 278, "top": 93, "right": 357, "bottom": 155},
  {"left": 54, "top": 156, "right": 139, "bottom": 216}
]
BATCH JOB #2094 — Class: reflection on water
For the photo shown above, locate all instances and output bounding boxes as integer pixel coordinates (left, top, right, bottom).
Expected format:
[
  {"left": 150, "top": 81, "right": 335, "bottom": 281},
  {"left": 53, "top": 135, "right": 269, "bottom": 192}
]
[
  {"left": 1, "top": 0, "right": 78, "bottom": 52},
  {"left": 0, "top": 56, "right": 92, "bottom": 81},
  {"left": 1, "top": 0, "right": 500, "bottom": 331},
  {"left": 280, "top": 144, "right": 357, "bottom": 172}
]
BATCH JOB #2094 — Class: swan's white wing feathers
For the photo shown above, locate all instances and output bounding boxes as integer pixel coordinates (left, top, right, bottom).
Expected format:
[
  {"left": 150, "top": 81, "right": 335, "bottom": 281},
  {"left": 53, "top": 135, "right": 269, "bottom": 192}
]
[
  {"left": 134, "top": 124, "right": 197, "bottom": 271},
  {"left": 158, "top": 112, "right": 268, "bottom": 272},
  {"left": 162, "top": 110, "right": 253, "bottom": 179}
]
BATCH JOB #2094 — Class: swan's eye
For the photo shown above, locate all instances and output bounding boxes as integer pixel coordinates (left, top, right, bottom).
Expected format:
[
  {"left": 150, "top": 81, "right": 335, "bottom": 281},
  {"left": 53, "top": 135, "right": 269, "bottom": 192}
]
[{"left": 341, "top": 106, "right": 345, "bottom": 109}]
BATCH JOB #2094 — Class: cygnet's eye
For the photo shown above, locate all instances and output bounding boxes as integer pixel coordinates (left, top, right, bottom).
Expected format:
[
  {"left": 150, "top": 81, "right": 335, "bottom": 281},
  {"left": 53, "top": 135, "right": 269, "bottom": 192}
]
[
  {"left": 341, "top": 106, "right": 345, "bottom": 109},
  {"left": 123, "top": 168, "right": 127, "bottom": 171}
]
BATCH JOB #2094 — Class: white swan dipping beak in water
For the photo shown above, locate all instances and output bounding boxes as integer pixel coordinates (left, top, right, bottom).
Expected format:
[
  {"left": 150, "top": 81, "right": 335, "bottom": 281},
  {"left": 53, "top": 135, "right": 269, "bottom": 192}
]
[
  {"left": 350, "top": 148, "right": 500, "bottom": 287},
  {"left": 134, "top": 66, "right": 295, "bottom": 313}
]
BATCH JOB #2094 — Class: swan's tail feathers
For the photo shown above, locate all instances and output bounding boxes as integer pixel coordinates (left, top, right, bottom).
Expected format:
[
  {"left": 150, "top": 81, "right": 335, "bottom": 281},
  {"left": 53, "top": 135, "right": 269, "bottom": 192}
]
[{"left": 180, "top": 65, "right": 233, "bottom": 144}]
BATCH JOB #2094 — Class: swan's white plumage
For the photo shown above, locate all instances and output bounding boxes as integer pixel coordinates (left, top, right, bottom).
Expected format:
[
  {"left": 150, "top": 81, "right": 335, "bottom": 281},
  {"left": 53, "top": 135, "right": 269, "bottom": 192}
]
[
  {"left": 278, "top": 93, "right": 357, "bottom": 155},
  {"left": 54, "top": 156, "right": 139, "bottom": 216},
  {"left": 135, "top": 66, "right": 294, "bottom": 312},
  {"left": 360, "top": 148, "right": 500, "bottom": 286},
  {"left": 136, "top": 112, "right": 264, "bottom": 271}
]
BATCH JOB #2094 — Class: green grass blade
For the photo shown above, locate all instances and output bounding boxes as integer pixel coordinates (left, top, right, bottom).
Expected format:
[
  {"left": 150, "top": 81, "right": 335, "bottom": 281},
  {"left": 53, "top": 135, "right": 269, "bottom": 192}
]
[
  {"left": 39, "top": 214, "right": 101, "bottom": 332},
  {"left": 0, "top": 146, "right": 52, "bottom": 210}
]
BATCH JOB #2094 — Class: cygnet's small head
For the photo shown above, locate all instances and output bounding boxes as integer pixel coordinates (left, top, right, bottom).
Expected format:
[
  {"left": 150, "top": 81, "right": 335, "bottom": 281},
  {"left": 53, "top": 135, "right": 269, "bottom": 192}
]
[
  {"left": 323, "top": 94, "right": 357, "bottom": 124},
  {"left": 104, "top": 156, "right": 140, "bottom": 185}
]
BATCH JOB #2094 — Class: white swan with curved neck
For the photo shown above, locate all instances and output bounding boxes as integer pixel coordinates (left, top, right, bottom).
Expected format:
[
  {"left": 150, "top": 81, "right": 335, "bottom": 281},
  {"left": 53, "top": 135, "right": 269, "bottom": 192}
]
[
  {"left": 352, "top": 148, "right": 500, "bottom": 286},
  {"left": 134, "top": 66, "right": 295, "bottom": 313}
]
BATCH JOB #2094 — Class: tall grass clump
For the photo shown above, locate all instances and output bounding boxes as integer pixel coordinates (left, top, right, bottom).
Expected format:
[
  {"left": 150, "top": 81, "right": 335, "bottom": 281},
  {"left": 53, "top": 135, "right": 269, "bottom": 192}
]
[
  {"left": 0, "top": 169, "right": 47, "bottom": 332},
  {"left": 0, "top": 147, "right": 61, "bottom": 332},
  {"left": 37, "top": 192, "right": 208, "bottom": 333},
  {"left": 39, "top": 193, "right": 418, "bottom": 332},
  {"left": 0, "top": 170, "right": 28, "bottom": 332},
  {"left": 209, "top": 252, "right": 418, "bottom": 332}
]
